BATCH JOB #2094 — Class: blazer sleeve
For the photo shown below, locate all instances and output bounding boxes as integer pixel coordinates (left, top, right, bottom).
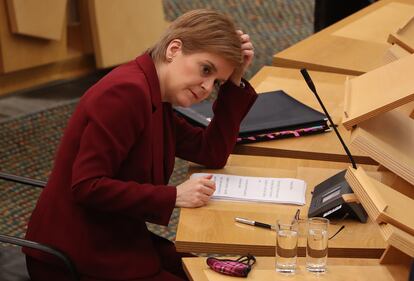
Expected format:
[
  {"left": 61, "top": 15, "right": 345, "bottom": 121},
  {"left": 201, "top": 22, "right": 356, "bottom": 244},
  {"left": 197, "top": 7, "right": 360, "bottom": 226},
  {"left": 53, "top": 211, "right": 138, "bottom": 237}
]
[
  {"left": 175, "top": 79, "right": 257, "bottom": 168},
  {"left": 70, "top": 85, "right": 176, "bottom": 226}
]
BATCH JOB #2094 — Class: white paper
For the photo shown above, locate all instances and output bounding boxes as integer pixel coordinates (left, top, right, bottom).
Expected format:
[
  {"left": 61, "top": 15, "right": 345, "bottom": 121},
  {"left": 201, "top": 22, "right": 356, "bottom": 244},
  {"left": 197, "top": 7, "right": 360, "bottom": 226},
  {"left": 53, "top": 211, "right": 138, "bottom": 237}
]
[{"left": 190, "top": 173, "right": 306, "bottom": 205}]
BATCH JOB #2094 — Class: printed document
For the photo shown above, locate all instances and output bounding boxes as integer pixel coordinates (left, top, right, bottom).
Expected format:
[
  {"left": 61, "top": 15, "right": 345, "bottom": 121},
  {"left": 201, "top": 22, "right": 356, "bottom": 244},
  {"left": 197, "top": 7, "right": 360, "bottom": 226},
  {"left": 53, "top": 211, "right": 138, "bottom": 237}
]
[{"left": 190, "top": 173, "right": 306, "bottom": 205}]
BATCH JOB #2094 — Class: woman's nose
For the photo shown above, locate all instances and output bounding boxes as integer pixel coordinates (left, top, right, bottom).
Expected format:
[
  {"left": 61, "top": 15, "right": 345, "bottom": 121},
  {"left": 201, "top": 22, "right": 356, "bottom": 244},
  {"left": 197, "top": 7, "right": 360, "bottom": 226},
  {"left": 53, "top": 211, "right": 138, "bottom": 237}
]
[{"left": 201, "top": 79, "right": 214, "bottom": 95}]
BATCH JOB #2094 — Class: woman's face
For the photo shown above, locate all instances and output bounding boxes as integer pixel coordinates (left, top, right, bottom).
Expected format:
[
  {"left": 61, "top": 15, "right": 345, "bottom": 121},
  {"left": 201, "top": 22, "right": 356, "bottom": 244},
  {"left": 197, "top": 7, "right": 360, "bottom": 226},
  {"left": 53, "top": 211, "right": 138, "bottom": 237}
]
[{"left": 161, "top": 48, "right": 235, "bottom": 107}]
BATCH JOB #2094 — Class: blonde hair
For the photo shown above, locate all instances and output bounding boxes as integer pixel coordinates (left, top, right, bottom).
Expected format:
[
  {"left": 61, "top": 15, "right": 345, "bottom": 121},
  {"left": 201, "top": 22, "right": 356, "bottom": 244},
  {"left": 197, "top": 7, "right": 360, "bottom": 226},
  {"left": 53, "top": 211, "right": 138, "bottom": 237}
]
[{"left": 149, "top": 9, "right": 242, "bottom": 67}]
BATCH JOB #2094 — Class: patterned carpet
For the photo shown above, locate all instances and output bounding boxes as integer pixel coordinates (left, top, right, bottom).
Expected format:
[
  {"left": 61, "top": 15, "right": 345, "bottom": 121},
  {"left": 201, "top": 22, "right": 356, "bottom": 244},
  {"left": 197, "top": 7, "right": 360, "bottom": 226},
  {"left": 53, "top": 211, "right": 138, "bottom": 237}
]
[{"left": 0, "top": 0, "right": 313, "bottom": 242}]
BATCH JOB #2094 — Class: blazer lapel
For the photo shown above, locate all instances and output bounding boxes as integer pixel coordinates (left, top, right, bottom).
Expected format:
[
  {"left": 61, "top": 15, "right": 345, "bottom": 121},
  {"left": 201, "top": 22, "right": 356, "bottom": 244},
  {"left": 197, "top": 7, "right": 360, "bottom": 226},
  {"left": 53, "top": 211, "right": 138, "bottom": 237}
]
[
  {"left": 136, "top": 54, "right": 165, "bottom": 185},
  {"left": 151, "top": 105, "right": 164, "bottom": 185}
]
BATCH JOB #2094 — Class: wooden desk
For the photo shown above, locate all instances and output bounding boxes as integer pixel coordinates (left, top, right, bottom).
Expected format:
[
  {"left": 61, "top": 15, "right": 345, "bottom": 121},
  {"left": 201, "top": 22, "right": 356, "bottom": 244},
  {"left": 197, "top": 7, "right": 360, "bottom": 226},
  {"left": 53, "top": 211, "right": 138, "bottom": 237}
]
[
  {"left": 272, "top": 0, "right": 414, "bottom": 75},
  {"left": 183, "top": 257, "right": 408, "bottom": 281},
  {"left": 238, "top": 66, "right": 375, "bottom": 165},
  {"left": 176, "top": 155, "right": 386, "bottom": 259}
]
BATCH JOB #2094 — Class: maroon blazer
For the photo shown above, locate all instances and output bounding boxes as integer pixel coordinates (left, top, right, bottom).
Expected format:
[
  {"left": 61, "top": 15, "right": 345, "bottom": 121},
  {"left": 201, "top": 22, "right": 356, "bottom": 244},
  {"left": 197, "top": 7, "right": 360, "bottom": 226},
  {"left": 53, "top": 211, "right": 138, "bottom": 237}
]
[{"left": 24, "top": 54, "right": 257, "bottom": 280}]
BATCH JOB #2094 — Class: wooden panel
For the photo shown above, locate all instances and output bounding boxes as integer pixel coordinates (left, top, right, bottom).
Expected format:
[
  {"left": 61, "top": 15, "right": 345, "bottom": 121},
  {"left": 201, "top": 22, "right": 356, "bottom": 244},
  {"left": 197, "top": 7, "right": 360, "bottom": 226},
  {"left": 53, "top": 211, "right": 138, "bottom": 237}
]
[
  {"left": 176, "top": 155, "right": 386, "bottom": 258},
  {"left": 342, "top": 54, "right": 414, "bottom": 129},
  {"left": 237, "top": 66, "right": 375, "bottom": 165},
  {"left": 183, "top": 257, "right": 406, "bottom": 281},
  {"left": 332, "top": 2, "right": 414, "bottom": 44},
  {"left": 350, "top": 110, "right": 414, "bottom": 185},
  {"left": 388, "top": 16, "right": 414, "bottom": 53},
  {"left": 88, "top": 0, "right": 168, "bottom": 68},
  {"left": 380, "top": 224, "right": 414, "bottom": 258},
  {"left": 390, "top": 176, "right": 414, "bottom": 199},
  {"left": 379, "top": 245, "right": 413, "bottom": 280},
  {"left": 273, "top": 0, "right": 414, "bottom": 75},
  {"left": 7, "top": 0, "right": 67, "bottom": 40},
  {"left": 67, "top": 0, "right": 94, "bottom": 55},
  {"left": 378, "top": 168, "right": 414, "bottom": 198},
  {"left": 346, "top": 167, "right": 414, "bottom": 237},
  {"left": 0, "top": 0, "right": 67, "bottom": 73},
  {"left": 6, "top": 0, "right": 67, "bottom": 40},
  {"left": 383, "top": 44, "right": 411, "bottom": 64},
  {"left": 0, "top": 54, "right": 95, "bottom": 96}
]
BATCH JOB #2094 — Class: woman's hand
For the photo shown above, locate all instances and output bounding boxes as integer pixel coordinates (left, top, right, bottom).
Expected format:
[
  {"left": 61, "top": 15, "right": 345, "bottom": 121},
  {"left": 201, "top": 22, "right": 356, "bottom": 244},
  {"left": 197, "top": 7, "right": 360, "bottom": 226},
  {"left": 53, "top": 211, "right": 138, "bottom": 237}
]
[
  {"left": 175, "top": 174, "right": 216, "bottom": 208},
  {"left": 229, "top": 30, "right": 255, "bottom": 86}
]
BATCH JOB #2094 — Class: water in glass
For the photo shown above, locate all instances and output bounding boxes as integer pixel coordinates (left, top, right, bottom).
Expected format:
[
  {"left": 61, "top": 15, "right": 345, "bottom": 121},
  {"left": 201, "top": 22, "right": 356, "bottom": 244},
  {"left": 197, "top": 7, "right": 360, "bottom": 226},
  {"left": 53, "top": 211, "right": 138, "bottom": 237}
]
[
  {"left": 306, "top": 218, "right": 329, "bottom": 273},
  {"left": 276, "top": 220, "right": 298, "bottom": 273}
]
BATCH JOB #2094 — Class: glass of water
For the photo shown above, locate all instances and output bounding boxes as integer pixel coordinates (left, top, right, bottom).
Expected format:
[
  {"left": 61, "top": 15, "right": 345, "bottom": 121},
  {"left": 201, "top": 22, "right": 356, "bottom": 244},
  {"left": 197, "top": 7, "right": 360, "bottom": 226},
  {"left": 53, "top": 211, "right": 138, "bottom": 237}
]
[
  {"left": 275, "top": 218, "right": 298, "bottom": 273},
  {"left": 306, "top": 217, "right": 329, "bottom": 273}
]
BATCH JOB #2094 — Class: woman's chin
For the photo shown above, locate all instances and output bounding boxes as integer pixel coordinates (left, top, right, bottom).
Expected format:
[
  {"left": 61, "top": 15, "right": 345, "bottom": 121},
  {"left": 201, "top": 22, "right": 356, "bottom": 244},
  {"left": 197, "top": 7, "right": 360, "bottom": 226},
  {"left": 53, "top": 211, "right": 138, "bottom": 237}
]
[{"left": 175, "top": 98, "right": 193, "bottom": 108}]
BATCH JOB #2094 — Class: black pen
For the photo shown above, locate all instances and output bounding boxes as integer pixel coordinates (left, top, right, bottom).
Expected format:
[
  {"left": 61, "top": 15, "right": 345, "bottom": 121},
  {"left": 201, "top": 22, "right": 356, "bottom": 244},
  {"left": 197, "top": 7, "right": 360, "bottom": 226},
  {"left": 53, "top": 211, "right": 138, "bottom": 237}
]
[
  {"left": 235, "top": 217, "right": 274, "bottom": 230},
  {"left": 294, "top": 209, "right": 300, "bottom": 220},
  {"left": 290, "top": 209, "right": 301, "bottom": 226}
]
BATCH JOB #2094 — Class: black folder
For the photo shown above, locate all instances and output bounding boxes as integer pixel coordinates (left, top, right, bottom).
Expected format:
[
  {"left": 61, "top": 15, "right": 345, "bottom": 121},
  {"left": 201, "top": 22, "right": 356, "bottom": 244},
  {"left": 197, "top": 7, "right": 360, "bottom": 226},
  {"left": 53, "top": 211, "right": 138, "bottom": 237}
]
[{"left": 174, "top": 90, "right": 330, "bottom": 143}]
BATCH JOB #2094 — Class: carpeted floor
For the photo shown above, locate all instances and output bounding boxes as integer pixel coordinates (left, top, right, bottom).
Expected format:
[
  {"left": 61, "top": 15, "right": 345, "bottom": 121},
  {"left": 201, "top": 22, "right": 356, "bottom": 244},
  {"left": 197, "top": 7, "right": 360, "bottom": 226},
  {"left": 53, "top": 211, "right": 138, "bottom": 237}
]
[{"left": 0, "top": 0, "right": 314, "bottom": 242}]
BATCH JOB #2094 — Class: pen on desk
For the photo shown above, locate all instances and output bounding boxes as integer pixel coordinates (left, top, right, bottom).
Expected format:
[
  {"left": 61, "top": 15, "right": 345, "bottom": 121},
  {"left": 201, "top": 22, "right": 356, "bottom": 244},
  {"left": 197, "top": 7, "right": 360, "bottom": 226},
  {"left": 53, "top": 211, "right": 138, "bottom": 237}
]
[
  {"left": 291, "top": 209, "right": 301, "bottom": 225},
  {"left": 294, "top": 209, "right": 300, "bottom": 220},
  {"left": 235, "top": 217, "right": 273, "bottom": 230}
]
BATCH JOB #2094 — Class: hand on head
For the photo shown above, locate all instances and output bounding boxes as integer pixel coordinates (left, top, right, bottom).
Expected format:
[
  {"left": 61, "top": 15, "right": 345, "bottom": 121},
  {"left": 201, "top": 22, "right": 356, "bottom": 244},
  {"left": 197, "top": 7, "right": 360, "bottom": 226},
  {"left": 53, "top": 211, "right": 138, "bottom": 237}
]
[
  {"left": 229, "top": 30, "right": 255, "bottom": 85},
  {"left": 175, "top": 174, "right": 216, "bottom": 208}
]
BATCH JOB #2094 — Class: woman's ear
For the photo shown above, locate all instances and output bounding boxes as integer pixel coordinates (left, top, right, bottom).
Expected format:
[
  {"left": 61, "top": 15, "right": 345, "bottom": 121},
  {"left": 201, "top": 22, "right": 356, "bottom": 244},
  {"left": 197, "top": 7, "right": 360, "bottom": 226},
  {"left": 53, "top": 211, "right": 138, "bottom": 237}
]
[{"left": 165, "top": 39, "right": 182, "bottom": 62}]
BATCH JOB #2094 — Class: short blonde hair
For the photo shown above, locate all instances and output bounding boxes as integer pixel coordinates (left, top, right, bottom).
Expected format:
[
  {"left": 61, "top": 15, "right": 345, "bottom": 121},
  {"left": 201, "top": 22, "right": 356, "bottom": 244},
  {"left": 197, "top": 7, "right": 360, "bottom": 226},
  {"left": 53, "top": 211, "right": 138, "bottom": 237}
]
[{"left": 149, "top": 9, "right": 242, "bottom": 67}]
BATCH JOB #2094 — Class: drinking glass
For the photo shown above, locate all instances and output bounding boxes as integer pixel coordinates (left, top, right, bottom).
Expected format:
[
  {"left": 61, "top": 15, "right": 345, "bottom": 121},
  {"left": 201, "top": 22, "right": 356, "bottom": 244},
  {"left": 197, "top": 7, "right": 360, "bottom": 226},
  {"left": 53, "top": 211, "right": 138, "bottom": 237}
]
[
  {"left": 306, "top": 217, "right": 329, "bottom": 273},
  {"left": 275, "top": 218, "right": 298, "bottom": 273}
]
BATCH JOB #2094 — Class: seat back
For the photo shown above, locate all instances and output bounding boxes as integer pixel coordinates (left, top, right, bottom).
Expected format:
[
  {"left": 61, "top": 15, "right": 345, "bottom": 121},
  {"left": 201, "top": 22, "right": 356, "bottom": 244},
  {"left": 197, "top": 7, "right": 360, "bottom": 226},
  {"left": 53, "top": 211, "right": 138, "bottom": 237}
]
[{"left": 0, "top": 172, "right": 80, "bottom": 281}]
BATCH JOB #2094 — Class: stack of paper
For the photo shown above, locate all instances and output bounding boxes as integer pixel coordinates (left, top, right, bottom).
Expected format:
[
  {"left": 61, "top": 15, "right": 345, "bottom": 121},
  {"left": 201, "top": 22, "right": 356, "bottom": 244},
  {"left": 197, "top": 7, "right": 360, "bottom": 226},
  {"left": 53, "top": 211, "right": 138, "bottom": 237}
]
[
  {"left": 190, "top": 173, "right": 306, "bottom": 205},
  {"left": 345, "top": 167, "right": 414, "bottom": 236},
  {"left": 350, "top": 110, "right": 414, "bottom": 185},
  {"left": 342, "top": 53, "right": 414, "bottom": 130}
]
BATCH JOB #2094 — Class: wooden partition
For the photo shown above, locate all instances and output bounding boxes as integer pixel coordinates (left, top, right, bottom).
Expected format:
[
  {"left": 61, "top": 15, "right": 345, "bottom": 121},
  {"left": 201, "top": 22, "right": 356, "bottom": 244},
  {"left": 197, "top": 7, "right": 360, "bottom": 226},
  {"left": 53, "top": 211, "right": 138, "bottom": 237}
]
[
  {"left": 88, "top": 0, "right": 167, "bottom": 68},
  {"left": 0, "top": 0, "right": 168, "bottom": 96},
  {"left": 342, "top": 53, "right": 414, "bottom": 129},
  {"left": 6, "top": 0, "right": 67, "bottom": 40},
  {"left": 342, "top": 48, "right": 414, "bottom": 279},
  {"left": 388, "top": 16, "right": 414, "bottom": 53},
  {"left": 273, "top": 0, "right": 414, "bottom": 75},
  {"left": 0, "top": 0, "right": 67, "bottom": 73},
  {"left": 346, "top": 168, "right": 413, "bottom": 281}
]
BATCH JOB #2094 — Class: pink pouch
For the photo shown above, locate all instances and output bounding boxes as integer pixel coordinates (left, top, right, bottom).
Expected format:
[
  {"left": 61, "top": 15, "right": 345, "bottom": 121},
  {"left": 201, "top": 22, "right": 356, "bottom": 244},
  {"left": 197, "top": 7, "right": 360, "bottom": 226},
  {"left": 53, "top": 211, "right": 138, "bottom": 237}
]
[{"left": 206, "top": 254, "right": 256, "bottom": 277}]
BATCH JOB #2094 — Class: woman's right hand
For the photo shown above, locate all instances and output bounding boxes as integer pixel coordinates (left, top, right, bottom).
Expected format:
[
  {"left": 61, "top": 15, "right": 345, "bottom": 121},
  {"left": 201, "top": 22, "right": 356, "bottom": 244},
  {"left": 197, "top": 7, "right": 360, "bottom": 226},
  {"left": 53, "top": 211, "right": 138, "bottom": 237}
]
[
  {"left": 175, "top": 175, "right": 216, "bottom": 208},
  {"left": 229, "top": 30, "right": 255, "bottom": 86}
]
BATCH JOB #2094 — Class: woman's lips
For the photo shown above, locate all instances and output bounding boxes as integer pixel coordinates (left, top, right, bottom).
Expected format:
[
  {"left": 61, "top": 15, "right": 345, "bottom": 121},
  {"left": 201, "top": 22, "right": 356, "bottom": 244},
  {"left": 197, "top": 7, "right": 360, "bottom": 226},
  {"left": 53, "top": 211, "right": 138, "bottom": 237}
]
[{"left": 190, "top": 90, "right": 198, "bottom": 99}]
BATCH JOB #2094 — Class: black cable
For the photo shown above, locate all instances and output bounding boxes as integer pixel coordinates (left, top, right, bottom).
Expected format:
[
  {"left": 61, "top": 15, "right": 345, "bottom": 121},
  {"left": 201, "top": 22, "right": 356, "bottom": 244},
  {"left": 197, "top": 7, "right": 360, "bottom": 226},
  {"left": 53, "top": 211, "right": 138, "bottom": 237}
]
[{"left": 329, "top": 225, "right": 345, "bottom": 240}]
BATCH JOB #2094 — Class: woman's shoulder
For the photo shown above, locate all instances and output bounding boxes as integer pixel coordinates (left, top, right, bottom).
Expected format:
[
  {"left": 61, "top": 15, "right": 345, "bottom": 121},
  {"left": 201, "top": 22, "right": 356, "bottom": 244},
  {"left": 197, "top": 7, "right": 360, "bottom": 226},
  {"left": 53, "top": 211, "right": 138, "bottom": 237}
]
[{"left": 83, "top": 61, "right": 152, "bottom": 106}]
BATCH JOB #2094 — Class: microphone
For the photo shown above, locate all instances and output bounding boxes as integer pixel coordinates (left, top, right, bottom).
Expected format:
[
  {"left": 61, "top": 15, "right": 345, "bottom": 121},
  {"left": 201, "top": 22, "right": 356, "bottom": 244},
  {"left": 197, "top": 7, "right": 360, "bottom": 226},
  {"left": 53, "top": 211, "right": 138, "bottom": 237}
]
[
  {"left": 300, "top": 69, "right": 367, "bottom": 223},
  {"left": 300, "top": 69, "right": 357, "bottom": 169}
]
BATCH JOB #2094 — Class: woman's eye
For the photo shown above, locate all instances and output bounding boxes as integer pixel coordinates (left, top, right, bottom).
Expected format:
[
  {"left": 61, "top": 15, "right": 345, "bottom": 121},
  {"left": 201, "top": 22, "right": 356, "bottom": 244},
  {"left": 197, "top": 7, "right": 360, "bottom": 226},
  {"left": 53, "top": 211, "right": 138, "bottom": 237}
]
[{"left": 201, "top": 65, "right": 211, "bottom": 76}]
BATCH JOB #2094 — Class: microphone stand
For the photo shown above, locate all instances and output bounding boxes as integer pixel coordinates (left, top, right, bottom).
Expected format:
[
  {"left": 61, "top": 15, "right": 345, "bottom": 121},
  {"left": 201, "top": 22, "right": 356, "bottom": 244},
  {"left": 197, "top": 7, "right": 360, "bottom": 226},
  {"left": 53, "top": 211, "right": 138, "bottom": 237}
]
[{"left": 300, "top": 69, "right": 367, "bottom": 223}]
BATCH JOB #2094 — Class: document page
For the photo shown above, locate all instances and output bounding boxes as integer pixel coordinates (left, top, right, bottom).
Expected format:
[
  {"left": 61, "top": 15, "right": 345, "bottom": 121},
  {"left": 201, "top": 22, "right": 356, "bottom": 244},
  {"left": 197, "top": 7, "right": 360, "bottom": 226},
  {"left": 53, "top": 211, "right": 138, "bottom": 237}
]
[{"left": 190, "top": 173, "right": 306, "bottom": 205}]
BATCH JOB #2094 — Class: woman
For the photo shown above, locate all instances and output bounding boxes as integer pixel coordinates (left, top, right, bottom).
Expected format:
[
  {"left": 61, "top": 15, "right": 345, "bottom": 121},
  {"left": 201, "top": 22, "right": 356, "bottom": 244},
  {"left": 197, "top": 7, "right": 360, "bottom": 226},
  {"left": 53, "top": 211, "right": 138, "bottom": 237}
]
[{"left": 24, "top": 9, "right": 257, "bottom": 281}]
